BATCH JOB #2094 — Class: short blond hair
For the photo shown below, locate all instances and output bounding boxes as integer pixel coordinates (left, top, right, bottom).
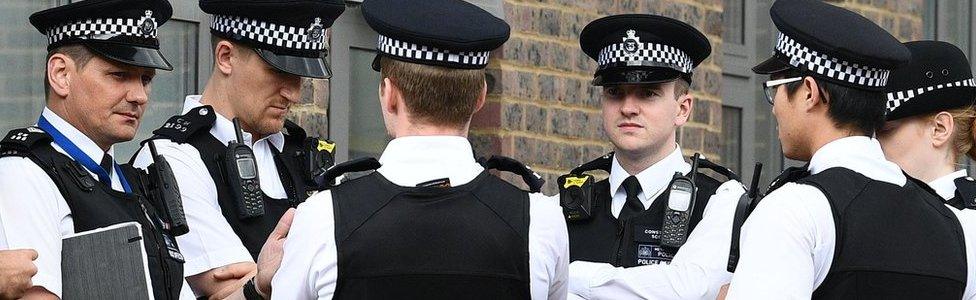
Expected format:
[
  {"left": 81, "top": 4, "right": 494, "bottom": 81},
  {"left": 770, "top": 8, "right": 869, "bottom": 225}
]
[{"left": 379, "top": 57, "right": 485, "bottom": 127}]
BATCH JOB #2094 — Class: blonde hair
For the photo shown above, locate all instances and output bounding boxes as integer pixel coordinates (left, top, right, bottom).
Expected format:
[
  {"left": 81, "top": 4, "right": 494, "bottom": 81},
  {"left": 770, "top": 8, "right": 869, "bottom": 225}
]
[{"left": 949, "top": 106, "right": 976, "bottom": 161}]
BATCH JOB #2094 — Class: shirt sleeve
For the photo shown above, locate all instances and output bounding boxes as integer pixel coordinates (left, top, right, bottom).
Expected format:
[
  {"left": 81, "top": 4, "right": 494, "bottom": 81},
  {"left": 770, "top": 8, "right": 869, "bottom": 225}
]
[
  {"left": 0, "top": 157, "right": 74, "bottom": 298},
  {"left": 529, "top": 194, "right": 569, "bottom": 300},
  {"left": 132, "top": 140, "right": 253, "bottom": 278},
  {"left": 568, "top": 180, "right": 744, "bottom": 300},
  {"left": 272, "top": 191, "right": 338, "bottom": 300},
  {"left": 726, "top": 183, "right": 835, "bottom": 299}
]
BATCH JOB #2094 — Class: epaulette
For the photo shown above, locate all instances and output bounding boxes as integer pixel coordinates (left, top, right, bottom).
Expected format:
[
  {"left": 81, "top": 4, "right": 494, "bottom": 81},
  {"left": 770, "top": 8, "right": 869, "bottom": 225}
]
[
  {"left": 0, "top": 126, "right": 52, "bottom": 156},
  {"left": 149, "top": 105, "right": 216, "bottom": 143},
  {"left": 282, "top": 119, "right": 308, "bottom": 144},
  {"left": 479, "top": 155, "right": 545, "bottom": 193},
  {"left": 315, "top": 157, "right": 382, "bottom": 189},
  {"left": 951, "top": 176, "right": 976, "bottom": 210}
]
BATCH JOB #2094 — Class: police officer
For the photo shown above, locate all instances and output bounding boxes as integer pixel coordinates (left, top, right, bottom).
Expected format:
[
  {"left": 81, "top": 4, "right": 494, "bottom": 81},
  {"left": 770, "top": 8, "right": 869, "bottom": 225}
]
[
  {"left": 876, "top": 40, "right": 976, "bottom": 300},
  {"left": 272, "top": 0, "right": 568, "bottom": 299},
  {"left": 130, "top": 0, "right": 344, "bottom": 298},
  {"left": 0, "top": 0, "right": 193, "bottom": 299},
  {"left": 561, "top": 14, "right": 745, "bottom": 299},
  {"left": 0, "top": 249, "right": 38, "bottom": 299},
  {"left": 726, "top": 0, "right": 967, "bottom": 298}
]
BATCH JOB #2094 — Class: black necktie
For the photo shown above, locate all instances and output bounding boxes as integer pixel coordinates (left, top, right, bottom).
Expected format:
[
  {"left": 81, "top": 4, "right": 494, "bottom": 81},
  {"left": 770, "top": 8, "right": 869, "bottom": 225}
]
[
  {"left": 99, "top": 153, "right": 114, "bottom": 186},
  {"left": 618, "top": 176, "right": 644, "bottom": 220}
]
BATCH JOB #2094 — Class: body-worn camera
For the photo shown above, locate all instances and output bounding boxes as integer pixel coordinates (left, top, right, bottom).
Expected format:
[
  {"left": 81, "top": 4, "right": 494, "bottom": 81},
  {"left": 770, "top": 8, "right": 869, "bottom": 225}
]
[
  {"left": 223, "top": 118, "right": 264, "bottom": 219},
  {"left": 302, "top": 138, "right": 336, "bottom": 188},
  {"left": 558, "top": 153, "right": 613, "bottom": 221}
]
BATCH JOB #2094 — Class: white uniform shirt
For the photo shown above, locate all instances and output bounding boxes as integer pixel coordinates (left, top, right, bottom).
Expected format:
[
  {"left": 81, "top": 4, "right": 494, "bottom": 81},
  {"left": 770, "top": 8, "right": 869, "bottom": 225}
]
[
  {"left": 927, "top": 170, "right": 976, "bottom": 300},
  {"left": 0, "top": 108, "right": 194, "bottom": 299},
  {"left": 568, "top": 145, "right": 746, "bottom": 300},
  {"left": 132, "top": 96, "right": 288, "bottom": 283},
  {"left": 726, "top": 136, "right": 907, "bottom": 299},
  {"left": 271, "top": 136, "right": 570, "bottom": 300}
]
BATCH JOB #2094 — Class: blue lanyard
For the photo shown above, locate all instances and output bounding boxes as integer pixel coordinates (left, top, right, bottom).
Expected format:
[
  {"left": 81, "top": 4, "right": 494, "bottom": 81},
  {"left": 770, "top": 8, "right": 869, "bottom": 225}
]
[{"left": 37, "top": 116, "right": 132, "bottom": 194}]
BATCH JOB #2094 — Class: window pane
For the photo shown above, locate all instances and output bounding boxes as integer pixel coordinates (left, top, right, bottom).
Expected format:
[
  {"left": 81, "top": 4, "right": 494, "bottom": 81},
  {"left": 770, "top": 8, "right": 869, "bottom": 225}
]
[
  {"left": 348, "top": 48, "right": 386, "bottom": 159},
  {"left": 0, "top": 1, "right": 59, "bottom": 135},
  {"left": 116, "top": 20, "right": 199, "bottom": 158},
  {"left": 721, "top": 106, "right": 742, "bottom": 174},
  {"left": 723, "top": 0, "right": 745, "bottom": 45}
]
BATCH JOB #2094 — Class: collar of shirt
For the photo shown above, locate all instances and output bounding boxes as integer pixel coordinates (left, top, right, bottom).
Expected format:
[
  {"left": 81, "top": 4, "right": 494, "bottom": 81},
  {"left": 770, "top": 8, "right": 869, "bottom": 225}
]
[
  {"left": 40, "top": 108, "right": 115, "bottom": 167},
  {"left": 608, "top": 144, "right": 690, "bottom": 208},
  {"left": 807, "top": 136, "right": 906, "bottom": 186},
  {"left": 377, "top": 136, "right": 484, "bottom": 187},
  {"left": 182, "top": 95, "right": 284, "bottom": 150},
  {"left": 928, "top": 169, "right": 968, "bottom": 200}
]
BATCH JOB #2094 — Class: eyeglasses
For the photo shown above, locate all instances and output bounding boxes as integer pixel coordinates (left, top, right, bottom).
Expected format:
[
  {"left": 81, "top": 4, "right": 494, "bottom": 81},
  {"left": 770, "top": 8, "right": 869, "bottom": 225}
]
[{"left": 762, "top": 77, "right": 803, "bottom": 105}]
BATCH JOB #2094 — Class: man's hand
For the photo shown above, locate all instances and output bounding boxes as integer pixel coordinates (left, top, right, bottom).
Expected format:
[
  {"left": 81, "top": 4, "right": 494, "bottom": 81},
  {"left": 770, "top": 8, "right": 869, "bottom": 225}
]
[
  {"left": 188, "top": 261, "right": 256, "bottom": 300},
  {"left": 255, "top": 208, "right": 296, "bottom": 298},
  {"left": 716, "top": 283, "right": 730, "bottom": 300},
  {"left": 209, "top": 263, "right": 257, "bottom": 300},
  {"left": 0, "top": 249, "right": 38, "bottom": 300}
]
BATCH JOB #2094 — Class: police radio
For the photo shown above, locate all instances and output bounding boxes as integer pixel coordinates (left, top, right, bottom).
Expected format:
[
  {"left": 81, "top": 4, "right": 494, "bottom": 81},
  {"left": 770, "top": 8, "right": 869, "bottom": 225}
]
[
  {"left": 224, "top": 118, "right": 264, "bottom": 219},
  {"left": 558, "top": 153, "right": 613, "bottom": 221},
  {"left": 660, "top": 154, "right": 700, "bottom": 248},
  {"left": 146, "top": 140, "right": 189, "bottom": 236}
]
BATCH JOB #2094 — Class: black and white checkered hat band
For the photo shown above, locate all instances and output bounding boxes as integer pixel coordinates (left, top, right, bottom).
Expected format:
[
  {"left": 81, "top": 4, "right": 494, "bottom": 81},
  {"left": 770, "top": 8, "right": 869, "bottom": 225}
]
[
  {"left": 377, "top": 35, "right": 491, "bottom": 67},
  {"left": 597, "top": 42, "right": 693, "bottom": 73},
  {"left": 47, "top": 17, "right": 156, "bottom": 45},
  {"left": 885, "top": 78, "right": 976, "bottom": 112},
  {"left": 211, "top": 15, "right": 326, "bottom": 51},
  {"left": 775, "top": 32, "right": 890, "bottom": 88}
]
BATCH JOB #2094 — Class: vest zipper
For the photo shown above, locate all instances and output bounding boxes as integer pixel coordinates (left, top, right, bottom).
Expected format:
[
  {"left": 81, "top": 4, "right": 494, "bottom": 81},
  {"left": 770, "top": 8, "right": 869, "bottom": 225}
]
[{"left": 612, "top": 220, "right": 626, "bottom": 265}]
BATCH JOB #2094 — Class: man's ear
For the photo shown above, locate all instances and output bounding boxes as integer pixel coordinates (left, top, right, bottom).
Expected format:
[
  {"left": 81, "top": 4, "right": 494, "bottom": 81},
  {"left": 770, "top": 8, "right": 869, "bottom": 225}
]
[
  {"left": 800, "top": 76, "right": 823, "bottom": 112},
  {"left": 473, "top": 80, "right": 487, "bottom": 113},
  {"left": 214, "top": 40, "right": 236, "bottom": 76},
  {"left": 379, "top": 77, "right": 399, "bottom": 116},
  {"left": 931, "top": 111, "right": 955, "bottom": 148},
  {"left": 674, "top": 92, "right": 693, "bottom": 127},
  {"left": 47, "top": 53, "right": 74, "bottom": 98}
]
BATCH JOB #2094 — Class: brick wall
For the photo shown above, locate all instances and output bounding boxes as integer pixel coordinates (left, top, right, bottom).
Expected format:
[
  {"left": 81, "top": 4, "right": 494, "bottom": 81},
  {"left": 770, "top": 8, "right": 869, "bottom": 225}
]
[
  {"left": 285, "top": 1, "right": 927, "bottom": 195},
  {"left": 827, "top": 0, "right": 925, "bottom": 41},
  {"left": 471, "top": 0, "right": 725, "bottom": 195}
]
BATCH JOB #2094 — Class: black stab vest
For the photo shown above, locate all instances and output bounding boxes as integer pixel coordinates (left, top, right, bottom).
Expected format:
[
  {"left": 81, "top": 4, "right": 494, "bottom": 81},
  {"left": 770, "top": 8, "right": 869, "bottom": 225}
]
[
  {"left": 0, "top": 129, "right": 184, "bottom": 300},
  {"left": 793, "top": 168, "right": 968, "bottom": 299},
  {"left": 146, "top": 106, "right": 313, "bottom": 260},
  {"left": 567, "top": 172, "right": 720, "bottom": 267},
  {"left": 330, "top": 171, "right": 531, "bottom": 300},
  {"left": 183, "top": 132, "right": 304, "bottom": 259}
]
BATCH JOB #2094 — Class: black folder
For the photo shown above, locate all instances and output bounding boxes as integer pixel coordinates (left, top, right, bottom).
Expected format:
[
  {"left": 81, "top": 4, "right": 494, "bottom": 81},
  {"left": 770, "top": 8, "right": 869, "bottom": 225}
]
[{"left": 61, "top": 222, "right": 152, "bottom": 299}]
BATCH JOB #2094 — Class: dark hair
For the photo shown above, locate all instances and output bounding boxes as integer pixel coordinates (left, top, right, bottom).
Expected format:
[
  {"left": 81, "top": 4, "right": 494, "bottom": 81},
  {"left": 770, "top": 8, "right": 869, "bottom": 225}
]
[
  {"left": 774, "top": 68, "right": 886, "bottom": 136},
  {"left": 45, "top": 45, "right": 95, "bottom": 99}
]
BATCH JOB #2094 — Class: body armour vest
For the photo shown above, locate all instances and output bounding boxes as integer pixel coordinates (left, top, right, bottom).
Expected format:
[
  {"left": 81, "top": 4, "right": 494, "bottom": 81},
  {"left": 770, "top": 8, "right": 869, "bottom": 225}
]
[
  {"left": 330, "top": 171, "right": 531, "bottom": 300},
  {"left": 789, "top": 168, "right": 968, "bottom": 299},
  {"left": 0, "top": 127, "right": 185, "bottom": 300},
  {"left": 567, "top": 173, "right": 720, "bottom": 267},
  {"left": 147, "top": 105, "right": 312, "bottom": 260}
]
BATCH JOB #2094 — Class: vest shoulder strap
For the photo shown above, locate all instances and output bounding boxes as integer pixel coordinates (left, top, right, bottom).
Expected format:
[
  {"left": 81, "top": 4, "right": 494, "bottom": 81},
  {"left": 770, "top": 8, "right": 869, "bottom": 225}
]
[
  {"left": 318, "top": 157, "right": 381, "bottom": 188},
  {"left": 479, "top": 155, "right": 544, "bottom": 193},
  {"left": 149, "top": 105, "right": 216, "bottom": 143}
]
